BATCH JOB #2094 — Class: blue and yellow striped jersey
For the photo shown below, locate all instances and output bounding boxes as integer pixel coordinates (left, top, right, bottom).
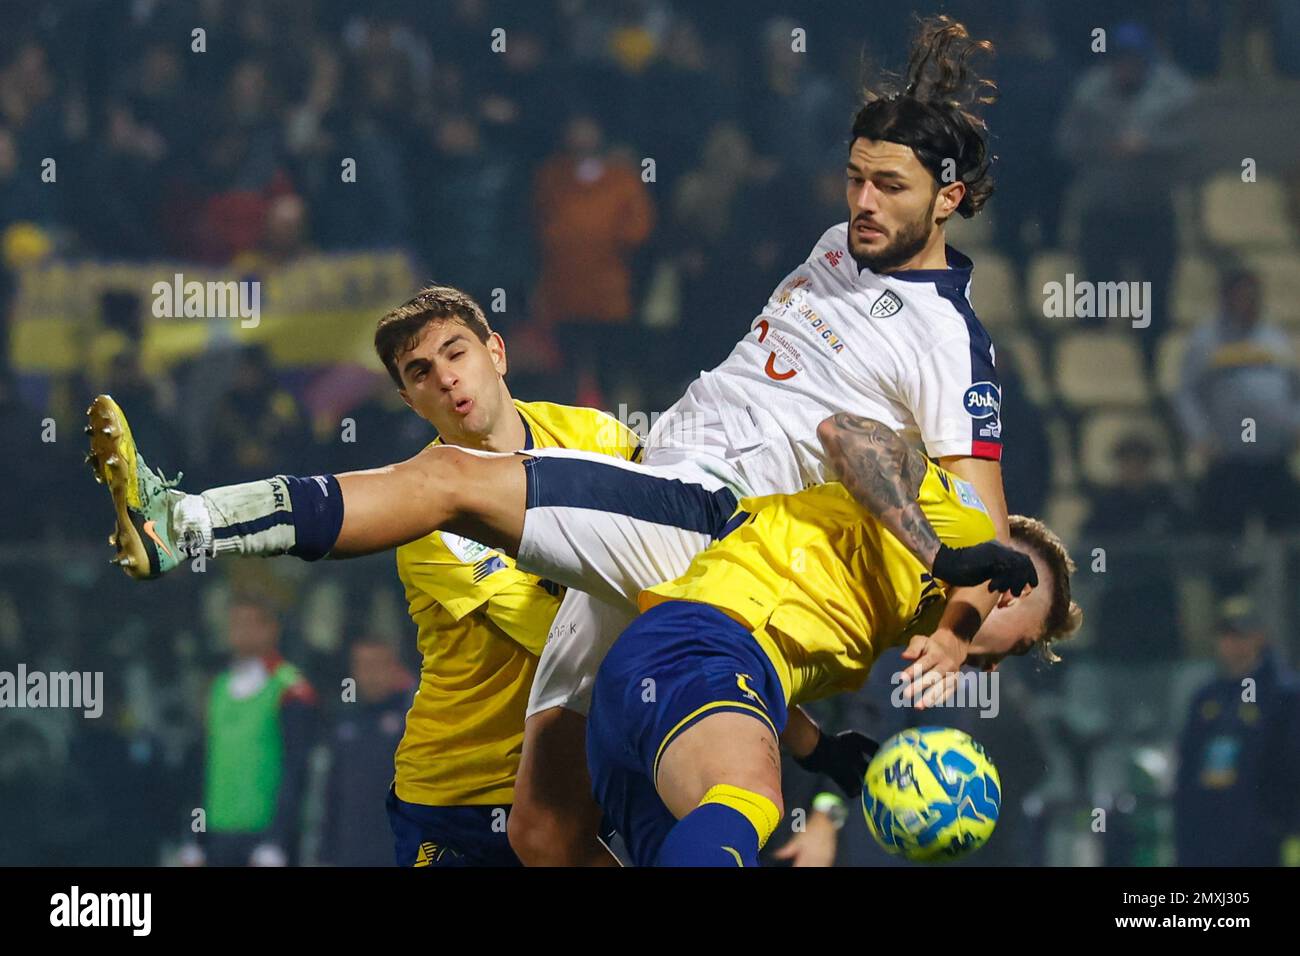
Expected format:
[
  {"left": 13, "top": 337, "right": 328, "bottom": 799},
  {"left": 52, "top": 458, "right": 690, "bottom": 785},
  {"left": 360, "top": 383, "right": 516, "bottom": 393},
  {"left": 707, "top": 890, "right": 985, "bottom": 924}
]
[
  {"left": 394, "top": 400, "right": 640, "bottom": 806},
  {"left": 641, "top": 460, "right": 996, "bottom": 706}
]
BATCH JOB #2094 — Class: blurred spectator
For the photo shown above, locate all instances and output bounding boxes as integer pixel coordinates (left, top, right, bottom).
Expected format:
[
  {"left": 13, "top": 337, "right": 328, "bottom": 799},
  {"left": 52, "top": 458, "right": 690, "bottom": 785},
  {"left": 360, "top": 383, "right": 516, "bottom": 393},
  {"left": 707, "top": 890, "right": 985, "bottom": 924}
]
[
  {"left": 0, "top": 40, "right": 63, "bottom": 229},
  {"left": 1175, "top": 268, "right": 1300, "bottom": 535},
  {"left": 746, "top": 16, "right": 844, "bottom": 182},
  {"left": 987, "top": 4, "right": 1070, "bottom": 265},
  {"left": 182, "top": 589, "right": 317, "bottom": 867},
  {"left": 1083, "top": 434, "right": 1186, "bottom": 661},
  {"left": 318, "top": 638, "right": 414, "bottom": 866},
  {"left": 207, "top": 346, "right": 314, "bottom": 483},
  {"left": 1055, "top": 22, "right": 1194, "bottom": 358},
  {"left": 1175, "top": 597, "right": 1300, "bottom": 865},
  {"left": 418, "top": 113, "right": 527, "bottom": 303},
  {"left": 532, "top": 112, "right": 655, "bottom": 404}
]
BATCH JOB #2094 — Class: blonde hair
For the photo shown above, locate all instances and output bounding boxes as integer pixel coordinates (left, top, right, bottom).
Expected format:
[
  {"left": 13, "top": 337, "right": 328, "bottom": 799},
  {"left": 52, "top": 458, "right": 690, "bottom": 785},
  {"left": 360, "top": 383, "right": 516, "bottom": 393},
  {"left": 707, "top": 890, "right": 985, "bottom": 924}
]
[{"left": 1010, "top": 515, "right": 1083, "bottom": 664}]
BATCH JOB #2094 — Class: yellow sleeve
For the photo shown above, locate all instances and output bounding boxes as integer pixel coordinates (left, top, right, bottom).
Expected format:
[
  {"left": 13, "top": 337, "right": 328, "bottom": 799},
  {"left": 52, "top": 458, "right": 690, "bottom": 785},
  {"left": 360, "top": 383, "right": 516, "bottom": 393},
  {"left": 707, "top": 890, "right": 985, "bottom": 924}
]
[
  {"left": 922, "top": 462, "right": 998, "bottom": 548},
  {"left": 483, "top": 579, "right": 562, "bottom": 656},
  {"left": 397, "top": 532, "right": 527, "bottom": 622}
]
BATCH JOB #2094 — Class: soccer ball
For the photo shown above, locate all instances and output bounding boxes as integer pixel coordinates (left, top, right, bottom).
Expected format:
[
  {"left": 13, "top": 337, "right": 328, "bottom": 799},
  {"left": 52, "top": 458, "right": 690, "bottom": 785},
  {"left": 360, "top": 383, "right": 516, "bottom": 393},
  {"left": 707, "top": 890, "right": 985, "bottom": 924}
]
[{"left": 861, "top": 726, "right": 1001, "bottom": 862}]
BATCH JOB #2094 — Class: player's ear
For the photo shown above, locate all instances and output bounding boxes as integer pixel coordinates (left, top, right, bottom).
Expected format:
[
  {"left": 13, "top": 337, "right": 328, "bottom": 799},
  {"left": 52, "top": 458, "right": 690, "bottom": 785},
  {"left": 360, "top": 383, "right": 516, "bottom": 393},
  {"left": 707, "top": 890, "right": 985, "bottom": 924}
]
[
  {"left": 936, "top": 179, "right": 965, "bottom": 220},
  {"left": 995, "top": 589, "right": 1018, "bottom": 609},
  {"left": 487, "top": 332, "right": 508, "bottom": 376},
  {"left": 397, "top": 388, "right": 414, "bottom": 412}
]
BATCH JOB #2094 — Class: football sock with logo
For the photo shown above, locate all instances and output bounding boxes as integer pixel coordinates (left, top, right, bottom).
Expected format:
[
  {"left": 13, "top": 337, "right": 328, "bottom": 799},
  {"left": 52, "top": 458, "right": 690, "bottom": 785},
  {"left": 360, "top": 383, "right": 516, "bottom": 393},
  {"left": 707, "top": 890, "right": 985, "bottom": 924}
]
[
  {"left": 174, "top": 474, "right": 343, "bottom": 561},
  {"left": 654, "top": 784, "right": 780, "bottom": 867}
]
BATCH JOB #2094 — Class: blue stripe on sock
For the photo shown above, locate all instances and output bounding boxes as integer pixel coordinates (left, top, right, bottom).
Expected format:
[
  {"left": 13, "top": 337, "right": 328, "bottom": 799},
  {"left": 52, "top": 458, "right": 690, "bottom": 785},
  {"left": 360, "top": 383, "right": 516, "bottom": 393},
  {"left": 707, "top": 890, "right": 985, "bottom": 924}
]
[
  {"left": 212, "top": 511, "right": 294, "bottom": 540},
  {"left": 522, "top": 457, "right": 737, "bottom": 536}
]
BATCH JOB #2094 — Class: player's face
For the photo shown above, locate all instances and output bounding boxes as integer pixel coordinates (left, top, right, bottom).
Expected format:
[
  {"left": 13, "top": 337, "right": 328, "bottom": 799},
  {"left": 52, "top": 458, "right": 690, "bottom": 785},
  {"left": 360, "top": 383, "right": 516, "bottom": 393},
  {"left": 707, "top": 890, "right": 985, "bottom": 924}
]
[
  {"left": 396, "top": 319, "right": 509, "bottom": 446},
  {"left": 227, "top": 603, "right": 280, "bottom": 659},
  {"left": 844, "top": 138, "right": 958, "bottom": 273},
  {"left": 964, "top": 550, "right": 1053, "bottom": 670},
  {"left": 351, "top": 643, "right": 397, "bottom": 702}
]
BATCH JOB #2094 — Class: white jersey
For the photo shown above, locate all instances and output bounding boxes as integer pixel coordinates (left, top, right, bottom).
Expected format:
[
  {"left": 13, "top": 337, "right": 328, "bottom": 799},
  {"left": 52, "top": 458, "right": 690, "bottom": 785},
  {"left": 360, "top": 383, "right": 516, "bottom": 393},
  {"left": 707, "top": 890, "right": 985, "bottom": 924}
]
[{"left": 644, "top": 222, "right": 1002, "bottom": 497}]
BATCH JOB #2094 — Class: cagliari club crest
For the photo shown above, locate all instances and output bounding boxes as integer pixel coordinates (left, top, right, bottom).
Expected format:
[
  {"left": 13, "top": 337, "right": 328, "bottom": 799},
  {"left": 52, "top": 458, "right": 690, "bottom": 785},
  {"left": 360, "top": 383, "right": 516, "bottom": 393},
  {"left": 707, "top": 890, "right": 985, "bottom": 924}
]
[{"left": 870, "top": 289, "right": 904, "bottom": 318}]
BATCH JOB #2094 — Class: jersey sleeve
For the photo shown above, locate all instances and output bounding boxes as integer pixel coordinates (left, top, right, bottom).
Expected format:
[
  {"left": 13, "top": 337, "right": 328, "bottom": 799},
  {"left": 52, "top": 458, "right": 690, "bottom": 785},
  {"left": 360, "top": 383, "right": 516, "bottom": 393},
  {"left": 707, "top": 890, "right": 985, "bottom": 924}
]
[
  {"left": 908, "top": 332, "right": 1002, "bottom": 461},
  {"left": 396, "top": 533, "right": 527, "bottom": 623},
  {"left": 482, "top": 580, "right": 562, "bottom": 656}
]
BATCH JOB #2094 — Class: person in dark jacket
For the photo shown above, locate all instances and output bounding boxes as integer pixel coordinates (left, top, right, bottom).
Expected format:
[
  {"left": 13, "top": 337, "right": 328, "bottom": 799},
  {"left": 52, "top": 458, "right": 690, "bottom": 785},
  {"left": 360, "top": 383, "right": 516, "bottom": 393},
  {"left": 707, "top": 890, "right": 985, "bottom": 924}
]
[
  {"left": 1175, "top": 597, "right": 1300, "bottom": 866},
  {"left": 319, "top": 638, "right": 415, "bottom": 867}
]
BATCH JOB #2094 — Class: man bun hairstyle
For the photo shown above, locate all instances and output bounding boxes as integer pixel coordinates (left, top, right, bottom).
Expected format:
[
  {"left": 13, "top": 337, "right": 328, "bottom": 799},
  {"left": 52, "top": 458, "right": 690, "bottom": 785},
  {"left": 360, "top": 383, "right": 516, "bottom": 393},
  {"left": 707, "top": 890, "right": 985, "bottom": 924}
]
[{"left": 851, "top": 15, "right": 996, "bottom": 219}]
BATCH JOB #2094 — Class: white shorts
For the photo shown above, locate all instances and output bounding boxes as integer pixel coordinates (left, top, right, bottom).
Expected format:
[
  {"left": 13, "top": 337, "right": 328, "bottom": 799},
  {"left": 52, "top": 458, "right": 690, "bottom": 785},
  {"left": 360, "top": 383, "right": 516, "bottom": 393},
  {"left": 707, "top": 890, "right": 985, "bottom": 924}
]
[{"left": 515, "top": 448, "right": 742, "bottom": 717}]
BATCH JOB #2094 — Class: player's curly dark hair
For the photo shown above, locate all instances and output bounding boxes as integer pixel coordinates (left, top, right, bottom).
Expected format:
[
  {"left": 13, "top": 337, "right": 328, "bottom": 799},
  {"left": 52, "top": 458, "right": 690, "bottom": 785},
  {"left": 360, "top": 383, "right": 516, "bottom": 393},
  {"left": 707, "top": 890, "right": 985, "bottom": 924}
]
[{"left": 851, "top": 15, "right": 996, "bottom": 219}]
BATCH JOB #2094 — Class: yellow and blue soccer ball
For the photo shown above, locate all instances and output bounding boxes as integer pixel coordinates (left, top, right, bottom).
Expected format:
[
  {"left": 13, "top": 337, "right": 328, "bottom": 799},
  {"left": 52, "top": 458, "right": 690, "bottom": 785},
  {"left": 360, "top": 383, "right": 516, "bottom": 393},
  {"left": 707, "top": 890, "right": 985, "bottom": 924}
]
[{"left": 861, "top": 726, "right": 1001, "bottom": 862}]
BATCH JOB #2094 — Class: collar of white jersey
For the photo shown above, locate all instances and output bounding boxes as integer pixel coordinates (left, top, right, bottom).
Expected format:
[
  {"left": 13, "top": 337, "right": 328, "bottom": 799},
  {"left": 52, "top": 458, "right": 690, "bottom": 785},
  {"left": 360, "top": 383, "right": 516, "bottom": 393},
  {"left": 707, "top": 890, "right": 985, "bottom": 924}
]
[{"left": 864, "top": 244, "right": 973, "bottom": 296}]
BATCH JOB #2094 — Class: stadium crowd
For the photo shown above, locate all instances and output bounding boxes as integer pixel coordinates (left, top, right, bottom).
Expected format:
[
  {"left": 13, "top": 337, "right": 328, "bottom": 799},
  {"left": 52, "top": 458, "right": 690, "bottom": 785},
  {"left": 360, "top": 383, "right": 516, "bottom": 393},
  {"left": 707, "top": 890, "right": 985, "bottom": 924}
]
[{"left": 2, "top": 0, "right": 1299, "bottom": 866}]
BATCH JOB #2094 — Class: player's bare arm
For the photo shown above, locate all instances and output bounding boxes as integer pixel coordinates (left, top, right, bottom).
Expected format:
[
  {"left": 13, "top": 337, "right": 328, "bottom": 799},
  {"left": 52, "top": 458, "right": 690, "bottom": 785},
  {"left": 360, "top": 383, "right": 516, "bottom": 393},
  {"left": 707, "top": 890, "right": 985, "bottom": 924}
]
[
  {"left": 816, "top": 413, "right": 1035, "bottom": 593},
  {"left": 817, "top": 412, "right": 939, "bottom": 563}
]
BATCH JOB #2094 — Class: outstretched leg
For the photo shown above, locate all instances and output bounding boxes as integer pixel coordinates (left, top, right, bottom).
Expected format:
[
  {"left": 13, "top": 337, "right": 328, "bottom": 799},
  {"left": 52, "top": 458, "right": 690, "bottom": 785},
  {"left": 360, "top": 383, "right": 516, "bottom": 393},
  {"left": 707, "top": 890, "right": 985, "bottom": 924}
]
[{"left": 88, "top": 394, "right": 526, "bottom": 578}]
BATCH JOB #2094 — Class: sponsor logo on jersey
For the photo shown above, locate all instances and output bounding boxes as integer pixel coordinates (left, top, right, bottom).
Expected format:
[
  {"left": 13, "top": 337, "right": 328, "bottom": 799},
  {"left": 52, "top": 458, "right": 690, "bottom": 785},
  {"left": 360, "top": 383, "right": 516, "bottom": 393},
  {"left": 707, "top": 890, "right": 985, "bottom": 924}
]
[
  {"left": 795, "top": 302, "right": 846, "bottom": 355},
  {"left": 824, "top": 249, "right": 844, "bottom": 268},
  {"left": 953, "top": 478, "right": 989, "bottom": 514},
  {"left": 962, "top": 381, "right": 1001, "bottom": 420},
  {"left": 775, "top": 275, "right": 810, "bottom": 305},
  {"left": 869, "top": 289, "right": 904, "bottom": 318},
  {"left": 440, "top": 532, "right": 494, "bottom": 564}
]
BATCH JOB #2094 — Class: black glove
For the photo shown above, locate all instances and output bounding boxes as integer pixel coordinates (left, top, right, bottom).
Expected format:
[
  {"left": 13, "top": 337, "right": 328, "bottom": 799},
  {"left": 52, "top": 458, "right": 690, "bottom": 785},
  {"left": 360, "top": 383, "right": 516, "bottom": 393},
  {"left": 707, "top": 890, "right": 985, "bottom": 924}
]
[
  {"left": 932, "top": 540, "right": 1038, "bottom": 593},
  {"left": 794, "top": 730, "right": 880, "bottom": 798}
]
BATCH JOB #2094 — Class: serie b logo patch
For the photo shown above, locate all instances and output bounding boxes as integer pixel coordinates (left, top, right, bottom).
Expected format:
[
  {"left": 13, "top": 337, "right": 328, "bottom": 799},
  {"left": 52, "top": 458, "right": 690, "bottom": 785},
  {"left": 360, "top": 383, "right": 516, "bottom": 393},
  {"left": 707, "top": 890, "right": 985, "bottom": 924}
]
[{"left": 870, "top": 289, "right": 903, "bottom": 318}]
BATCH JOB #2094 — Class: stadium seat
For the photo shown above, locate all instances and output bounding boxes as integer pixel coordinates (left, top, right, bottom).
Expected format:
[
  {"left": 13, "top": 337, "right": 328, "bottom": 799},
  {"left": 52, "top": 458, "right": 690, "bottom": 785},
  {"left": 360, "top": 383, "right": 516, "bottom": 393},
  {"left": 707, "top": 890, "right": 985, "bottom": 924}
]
[
  {"left": 1046, "top": 415, "right": 1079, "bottom": 489},
  {"left": 1024, "top": 249, "right": 1082, "bottom": 321},
  {"left": 1155, "top": 330, "right": 1190, "bottom": 396},
  {"left": 1243, "top": 249, "right": 1300, "bottom": 326},
  {"left": 1044, "top": 489, "right": 1088, "bottom": 546},
  {"left": 1202, "top": 172, "right": 1296, "bottom": 249},
  {"left": 1053, "top": 332, "right": 1151, "bottom": 408},
  {"left": 964, "top": 247, "right": 1020, "bottom": 327},
  {"left": 1171, "top": 253, "right": 1221, "bottom": 326},
  {"left": 997, "top": 332, "right": 1050, "bottom": 405},
  {"left": 1076, "top": 411, "right": 1176, "bottom": 486}
]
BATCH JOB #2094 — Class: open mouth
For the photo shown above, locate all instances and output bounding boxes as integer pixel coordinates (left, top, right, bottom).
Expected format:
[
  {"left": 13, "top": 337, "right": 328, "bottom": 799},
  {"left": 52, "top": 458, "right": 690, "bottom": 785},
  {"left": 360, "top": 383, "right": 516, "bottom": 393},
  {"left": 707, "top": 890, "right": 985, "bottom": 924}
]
[{"left": 453, "top": 397, "right": 474, "bottom": 415}]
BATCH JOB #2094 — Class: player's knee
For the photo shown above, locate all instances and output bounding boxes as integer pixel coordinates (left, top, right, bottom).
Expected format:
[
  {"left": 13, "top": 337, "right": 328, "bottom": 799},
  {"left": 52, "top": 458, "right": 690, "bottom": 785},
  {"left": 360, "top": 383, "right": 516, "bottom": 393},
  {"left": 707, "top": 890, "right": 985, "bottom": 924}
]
[
  {"left": 410, "top": 445, "right": 474, "bottom": 516},
  {"left": 506, "top": 800, "right": 590, "bottom": 866}
]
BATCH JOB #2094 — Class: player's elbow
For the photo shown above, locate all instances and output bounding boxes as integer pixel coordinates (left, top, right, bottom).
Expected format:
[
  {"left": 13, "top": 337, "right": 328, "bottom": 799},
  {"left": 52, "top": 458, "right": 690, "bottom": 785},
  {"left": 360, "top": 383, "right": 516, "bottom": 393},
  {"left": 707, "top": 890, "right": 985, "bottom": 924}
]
[{"left": 816, "top": 413, "right": 891, "bottom": 452}]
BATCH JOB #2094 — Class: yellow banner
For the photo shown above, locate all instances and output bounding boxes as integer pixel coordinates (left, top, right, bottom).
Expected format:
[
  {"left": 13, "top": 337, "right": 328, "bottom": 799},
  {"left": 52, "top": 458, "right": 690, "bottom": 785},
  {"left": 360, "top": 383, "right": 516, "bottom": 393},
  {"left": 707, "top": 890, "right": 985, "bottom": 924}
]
[{"left": 8, "top": 252, "right": 418, "bottom": 375}]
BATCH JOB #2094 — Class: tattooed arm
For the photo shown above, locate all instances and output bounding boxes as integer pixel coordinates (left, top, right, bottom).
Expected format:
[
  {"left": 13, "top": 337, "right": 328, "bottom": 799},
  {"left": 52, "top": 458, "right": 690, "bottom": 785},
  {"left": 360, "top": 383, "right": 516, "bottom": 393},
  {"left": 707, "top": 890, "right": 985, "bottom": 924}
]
[
  {"left": 815, "top": 413, "right": 1037, "bottom": 594},
  {"left": 815, "top": 412, "right": 940, "bottom": 566}
]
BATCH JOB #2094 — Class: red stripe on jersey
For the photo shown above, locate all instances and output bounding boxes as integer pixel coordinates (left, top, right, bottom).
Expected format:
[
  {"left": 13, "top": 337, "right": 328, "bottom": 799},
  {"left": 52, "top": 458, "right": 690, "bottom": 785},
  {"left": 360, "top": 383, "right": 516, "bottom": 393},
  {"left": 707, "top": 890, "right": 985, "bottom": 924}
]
[{"left": 971, "top": 440, "right": 1002, "bottom": 461}]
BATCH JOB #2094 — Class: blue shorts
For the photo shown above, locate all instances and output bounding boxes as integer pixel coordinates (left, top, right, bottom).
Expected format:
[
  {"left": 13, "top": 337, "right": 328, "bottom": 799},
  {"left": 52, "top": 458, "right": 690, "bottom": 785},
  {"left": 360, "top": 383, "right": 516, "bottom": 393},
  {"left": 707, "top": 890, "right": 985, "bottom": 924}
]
[
  {"left": 586, "top": 600, "right": 788, "bottom": 866},
  {"left": 385, "top": 787, "right": 522, "bottom": 867}
]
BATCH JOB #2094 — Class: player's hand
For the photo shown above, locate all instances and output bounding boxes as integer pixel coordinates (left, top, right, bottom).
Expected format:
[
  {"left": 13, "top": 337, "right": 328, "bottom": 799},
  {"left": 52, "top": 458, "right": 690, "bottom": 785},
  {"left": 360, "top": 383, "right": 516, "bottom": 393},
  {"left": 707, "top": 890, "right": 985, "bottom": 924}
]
[
  {"left": 794, "top": 729, "right": 880, "bottom": 798},
  {"left": 772, "top": 813, "right": 838, "bottom": 867},
  {"left": 899, "top": 630, "right": 968, "bottom": 709},
  {"left": 932, "top": 541, "right": 1037, "bottom": 594}
]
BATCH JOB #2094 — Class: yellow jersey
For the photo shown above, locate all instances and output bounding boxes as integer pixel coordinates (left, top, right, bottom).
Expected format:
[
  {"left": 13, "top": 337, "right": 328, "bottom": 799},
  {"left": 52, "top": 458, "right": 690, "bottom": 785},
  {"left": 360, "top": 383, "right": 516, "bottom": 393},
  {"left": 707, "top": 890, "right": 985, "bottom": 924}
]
[
  {"left": 641, "top": 460, "right": 995, "bottom": 707},
  {"left": 394, "top": 400, "right": 640, "bottom": 806}
]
